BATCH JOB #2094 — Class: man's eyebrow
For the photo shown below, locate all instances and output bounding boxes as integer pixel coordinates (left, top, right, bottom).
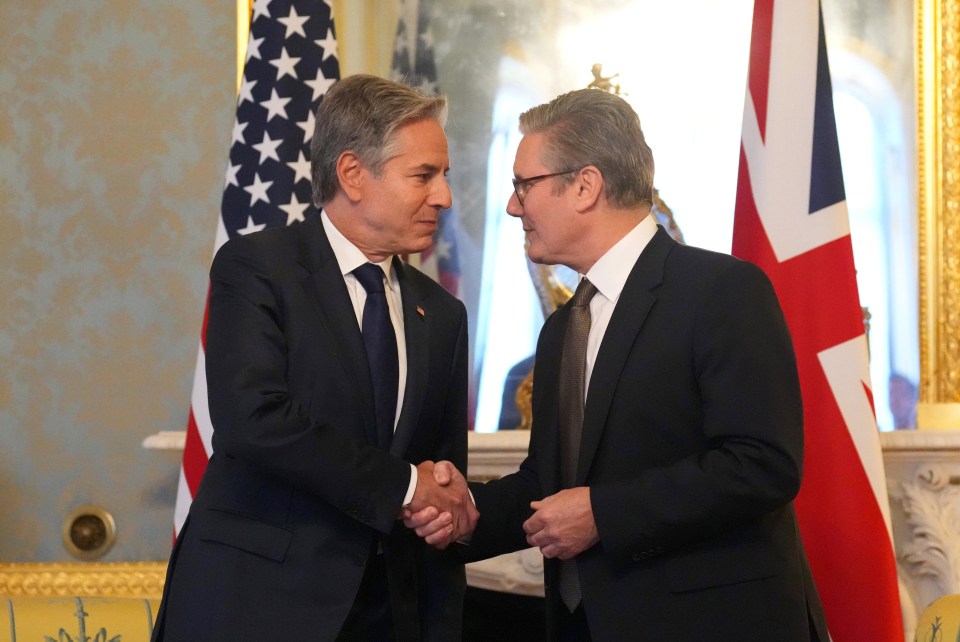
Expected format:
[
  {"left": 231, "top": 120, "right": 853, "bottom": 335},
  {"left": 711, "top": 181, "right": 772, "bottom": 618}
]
[{"left": 410, "top": 163, "right": 448, "bottom": 173}]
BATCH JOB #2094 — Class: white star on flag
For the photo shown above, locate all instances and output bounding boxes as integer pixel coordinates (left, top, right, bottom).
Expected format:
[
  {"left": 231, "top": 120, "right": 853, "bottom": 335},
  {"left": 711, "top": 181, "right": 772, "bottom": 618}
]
[
  {"left": 253, "top": 132, "right": 283, "bottom": 164},
  {"left": 280, "top": 193, "right": 310, "bottom": 224},
  {"left": 261, "top": 89, "right": 292, "bottom": 121},
  {"left": 231, "top": 120, "right": 248, "bottom": 145},
  {"left": 314, "top": 29, "right": 338, "bottom": 62},
  {"left": 305, "top": 69, "right": 336, "bottom": 101},
  {"left": 237, "top": 215, "right": 267, "bottom": 235},
  {"left": 243, "top": 173, "right": 273, "bottom": 206},
  {"left": 238, "top": 77, "right": 257, "bottom": 105},
  {"left": 224, "top": 162, "right": 241, "bottom": 188},
  {"left": 269, "top": 47, "right": 301, "bottom": 80},
  {"left": 278, "top": 6, "right": 310, "bottom": 38},
  {"left": 246, "top": 34, "right": 265, "bottom": 61},
  {"left": 420, "top": 77, "right": 438, "bottom": 95},
  {"left": 419, "top": 29, "right": 433, "bottom": 51},
  {"left": 287, "top": 151, "right": 311, "bottom": 183},
  {"left": 251, "top": 0, "right": 272, "bottom": 22},
  {"left": 296, "top": 111, "right": 315, "bottom": 144},
  {"left": 434, "top": 236, "right": 451, "bottom": 260}
]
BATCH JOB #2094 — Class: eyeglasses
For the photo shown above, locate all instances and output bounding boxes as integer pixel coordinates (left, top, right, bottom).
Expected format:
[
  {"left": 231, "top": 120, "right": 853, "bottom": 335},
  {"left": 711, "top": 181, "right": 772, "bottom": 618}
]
[{"left": 511, "top": 168, "right": 581, "bottom": 206}]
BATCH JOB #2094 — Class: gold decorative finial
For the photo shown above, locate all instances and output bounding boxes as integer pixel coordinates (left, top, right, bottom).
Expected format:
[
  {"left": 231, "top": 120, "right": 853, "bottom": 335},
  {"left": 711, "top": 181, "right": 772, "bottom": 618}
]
[{"left": 587, "top": 63, "right": 621, "bottom": 94}]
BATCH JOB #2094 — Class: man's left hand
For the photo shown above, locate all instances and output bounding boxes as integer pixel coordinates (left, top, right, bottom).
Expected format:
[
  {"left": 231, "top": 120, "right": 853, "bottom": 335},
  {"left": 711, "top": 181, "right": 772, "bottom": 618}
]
[{"left": 523, "top": 487, "right": 599, "bottom": 560}]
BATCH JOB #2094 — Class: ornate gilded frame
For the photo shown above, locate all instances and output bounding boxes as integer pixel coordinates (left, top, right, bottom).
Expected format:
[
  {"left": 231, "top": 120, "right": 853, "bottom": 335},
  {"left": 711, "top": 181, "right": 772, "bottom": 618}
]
[
  {"left": 918, "top": 0, "right": 960, "bottom": 427},
  {"left": 0, "top": 562, "right": 166, "bottom": 599}
]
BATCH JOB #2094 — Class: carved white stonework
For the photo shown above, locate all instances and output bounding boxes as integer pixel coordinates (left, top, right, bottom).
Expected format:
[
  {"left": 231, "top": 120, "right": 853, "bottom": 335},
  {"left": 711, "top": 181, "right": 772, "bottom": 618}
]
[
  {"left": 892, "top": 464, "right": 960, "bottom": 595},
  {"left": 465, "top": 548, "right": 544, "bottom": 597},
  {"left": 882, "top": 430, "right": 960, "bottom": 633}
]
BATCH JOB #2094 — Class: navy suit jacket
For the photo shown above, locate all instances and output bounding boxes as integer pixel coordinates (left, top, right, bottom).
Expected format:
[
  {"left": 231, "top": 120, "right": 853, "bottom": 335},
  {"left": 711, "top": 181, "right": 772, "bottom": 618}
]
[
  {"left": 465, "top": 226, "right": 829, "bottom": 641},
  {"left": 153, "top": 215, "right": 468, "bottom": 641}
]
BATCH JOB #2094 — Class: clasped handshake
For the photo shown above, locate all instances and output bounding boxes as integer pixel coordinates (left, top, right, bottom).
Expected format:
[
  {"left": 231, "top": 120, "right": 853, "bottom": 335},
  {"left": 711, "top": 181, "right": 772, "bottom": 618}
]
[
  {"left": 399, "top": 461, "right": 601, "bottom": 560},
  {"left": 399, "top": 461, "right": 477, "bottom": 549}
]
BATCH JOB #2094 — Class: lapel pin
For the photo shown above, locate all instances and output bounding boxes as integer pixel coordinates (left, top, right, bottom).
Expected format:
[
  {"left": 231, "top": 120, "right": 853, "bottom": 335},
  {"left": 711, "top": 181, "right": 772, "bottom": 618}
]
[{"left": 416, "top": 306, "right": 425, "bottom": 318}]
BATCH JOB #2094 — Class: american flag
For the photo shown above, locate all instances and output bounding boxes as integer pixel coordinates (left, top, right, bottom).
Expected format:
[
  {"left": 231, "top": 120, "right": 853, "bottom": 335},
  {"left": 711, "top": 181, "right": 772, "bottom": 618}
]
[
  {"left": 174, "top": 0, "right": 340, "bottom": 535},
  {"left": 732, "top": 1, "right": 902, "bottom": 639},
  {"left": 390, "top": 0, "right": 461, "bottom": 297}
]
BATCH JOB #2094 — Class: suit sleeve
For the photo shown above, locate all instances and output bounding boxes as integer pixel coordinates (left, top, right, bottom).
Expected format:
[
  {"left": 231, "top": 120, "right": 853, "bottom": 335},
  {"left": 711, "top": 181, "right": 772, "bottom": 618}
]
[
  {"left": 457, "top": 313, "right": 563, "bottom": 562},
  {"left": 205, "top": 238, "right": 410, "bottom": 534},
  {"left": 415, "top": 298, "right": 469, "bottom": 639},
  {"left": 591, "top": 260, "right": 804, "bottom": 557},
  {"left": 461, "top": 456, "right": 540, "bottom": 561}
]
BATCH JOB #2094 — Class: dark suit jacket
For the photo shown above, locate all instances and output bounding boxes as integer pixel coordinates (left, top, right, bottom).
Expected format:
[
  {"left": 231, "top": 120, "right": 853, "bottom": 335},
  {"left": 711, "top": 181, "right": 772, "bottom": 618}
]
[
  {"left": 153, "top": 215, "right": 468, "bottom": 641},
  {"left": 465, "top": 226, "right": 828, "bottom": 641}
]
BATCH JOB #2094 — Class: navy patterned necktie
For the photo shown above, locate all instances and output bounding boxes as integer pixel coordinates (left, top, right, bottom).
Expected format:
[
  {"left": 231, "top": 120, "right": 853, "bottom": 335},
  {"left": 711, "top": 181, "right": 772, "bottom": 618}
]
[
  {"left": 353, "top": 263, "right": 399, "bottom": 450},
  {"left": 557, "top": 277, "right": 598, "bottom": 612}
]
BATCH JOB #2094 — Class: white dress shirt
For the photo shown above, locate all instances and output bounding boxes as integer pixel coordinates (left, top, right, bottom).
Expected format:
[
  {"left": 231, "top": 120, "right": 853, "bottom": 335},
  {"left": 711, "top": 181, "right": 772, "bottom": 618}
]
[
  {"left": 321, "top": 211, "right": 418, "bottom": 504},
  {"left": 582, "top": 213, "right": 659, "bottom": 397}
]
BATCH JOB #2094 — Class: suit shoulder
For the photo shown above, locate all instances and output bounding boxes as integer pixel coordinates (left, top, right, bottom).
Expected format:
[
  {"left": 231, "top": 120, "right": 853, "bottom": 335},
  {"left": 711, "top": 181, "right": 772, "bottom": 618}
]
[
  {"left": 210, "top": 223, "right": 311, "bottom": 283},
  {"left": 401, "top": 263, "right": 465, "bottom": 312},
  {"left": 215, "top": 222, "right": 303, "bottom": 261},
  {"left": 667, "top": 243, "right": 770, "bottom": 288}
]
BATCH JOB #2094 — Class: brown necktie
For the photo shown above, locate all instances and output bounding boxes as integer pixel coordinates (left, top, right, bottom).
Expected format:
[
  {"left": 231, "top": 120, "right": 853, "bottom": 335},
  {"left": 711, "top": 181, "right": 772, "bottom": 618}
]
[{"left": 557, "top": 277, "right": 597, "bottom": 612}]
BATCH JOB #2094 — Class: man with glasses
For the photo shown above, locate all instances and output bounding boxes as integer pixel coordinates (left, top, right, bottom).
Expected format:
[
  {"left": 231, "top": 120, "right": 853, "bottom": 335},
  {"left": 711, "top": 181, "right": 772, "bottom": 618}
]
[{"left": 407, "top": 88, "right": 828, "bottom": 641}]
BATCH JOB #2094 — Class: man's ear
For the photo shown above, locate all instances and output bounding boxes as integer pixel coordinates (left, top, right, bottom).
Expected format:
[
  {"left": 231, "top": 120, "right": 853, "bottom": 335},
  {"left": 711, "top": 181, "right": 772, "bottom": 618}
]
[
  {"left": 574, "top": 165, "right": 603, "bottom": 212},
  {"left": 336, "top": 151, "right": 364, "bottom": 202}
]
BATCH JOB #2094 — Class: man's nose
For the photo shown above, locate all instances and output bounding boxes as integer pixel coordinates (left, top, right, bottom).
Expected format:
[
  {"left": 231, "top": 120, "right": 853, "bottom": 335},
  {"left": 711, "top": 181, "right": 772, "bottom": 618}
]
[
  {"left": 432, "top": 177, "right": 453, "bottom": 209},
  {"left": 506, "top": 190, "right": 523, "bottom": 217}
]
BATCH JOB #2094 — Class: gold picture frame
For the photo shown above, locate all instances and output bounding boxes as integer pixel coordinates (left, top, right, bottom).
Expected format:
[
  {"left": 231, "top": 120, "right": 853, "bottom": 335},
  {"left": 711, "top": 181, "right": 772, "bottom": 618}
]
[{"left": 918, "top": 0, "right": 960, "bottom": 427}]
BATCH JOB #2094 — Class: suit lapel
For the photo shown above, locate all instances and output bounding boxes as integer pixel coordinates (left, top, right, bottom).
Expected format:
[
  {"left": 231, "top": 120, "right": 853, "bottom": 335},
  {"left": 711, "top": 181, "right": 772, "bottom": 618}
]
[
  {"left": 390, "top": 258, "right": 428, "bottom": 457},
  {"left": 537, "top": 309, "right": 567, "bottom": 494},
  {"left": 296, "top": 217, "right": 378, "bottom": 447},
  {"left": 576, "top": 226, "right": 674, "bottom": 484}
]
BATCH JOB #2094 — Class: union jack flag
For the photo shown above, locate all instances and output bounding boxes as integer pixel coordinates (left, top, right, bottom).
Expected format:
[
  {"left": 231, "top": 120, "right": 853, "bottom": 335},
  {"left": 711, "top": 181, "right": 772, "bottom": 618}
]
[
  {"left": 174, "top": 0, "right": 339, "bottom": 535},
  {"left": 732, "top": 1, "right": 902, "bottom": 639},
  {"left": 390, "top": 0, "right": 461, "bottom": 297}
]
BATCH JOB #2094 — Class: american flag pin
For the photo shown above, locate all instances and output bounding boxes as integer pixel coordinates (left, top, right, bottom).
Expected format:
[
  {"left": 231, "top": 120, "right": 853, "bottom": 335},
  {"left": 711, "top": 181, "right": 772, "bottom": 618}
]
[{"left": 416, "top": 306, "right": 425, "bottom": 317}]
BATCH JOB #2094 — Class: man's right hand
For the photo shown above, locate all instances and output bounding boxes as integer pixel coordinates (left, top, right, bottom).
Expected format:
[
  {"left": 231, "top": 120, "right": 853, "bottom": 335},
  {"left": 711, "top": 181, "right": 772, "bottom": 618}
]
[{"left": 404, "top": 460, "right": 477, "bottom": 548}]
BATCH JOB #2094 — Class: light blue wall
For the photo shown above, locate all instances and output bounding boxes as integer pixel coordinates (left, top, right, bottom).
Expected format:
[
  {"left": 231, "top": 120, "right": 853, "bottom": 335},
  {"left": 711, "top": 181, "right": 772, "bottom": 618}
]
[{"left": 0, "top": 1, "right": 235, "bottom": 561}]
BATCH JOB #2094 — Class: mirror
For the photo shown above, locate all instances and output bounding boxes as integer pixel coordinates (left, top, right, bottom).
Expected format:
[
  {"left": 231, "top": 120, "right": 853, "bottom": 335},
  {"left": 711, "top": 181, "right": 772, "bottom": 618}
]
[{"left": 336, "top": 0, "right": 960, "bottom": 431}]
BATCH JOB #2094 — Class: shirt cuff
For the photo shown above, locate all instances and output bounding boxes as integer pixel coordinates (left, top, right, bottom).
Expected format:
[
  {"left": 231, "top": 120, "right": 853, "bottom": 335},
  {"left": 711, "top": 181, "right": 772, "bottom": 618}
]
[{"left": 402, "top": 463, "right": 417, "bottom": 507}]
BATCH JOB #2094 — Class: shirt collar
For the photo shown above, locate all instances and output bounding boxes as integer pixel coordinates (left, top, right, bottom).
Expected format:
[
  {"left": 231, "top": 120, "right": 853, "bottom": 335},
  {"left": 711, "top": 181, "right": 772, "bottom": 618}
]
[
  {"left": 321, "top": 211, "right": 396, "bottom": 289},
  {"left": 584, "top": 213, "right": 658, "bottom": 305}
]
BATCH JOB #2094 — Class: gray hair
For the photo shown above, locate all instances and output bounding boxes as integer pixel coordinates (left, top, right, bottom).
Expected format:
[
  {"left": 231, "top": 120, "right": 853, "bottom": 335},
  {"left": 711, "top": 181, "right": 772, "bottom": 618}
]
[
  {"left": 519, "top": 88, "right": 654, "bottom": 209},
  {"left": 310, "top": 74, "right": 448, "bottom": 206}
]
